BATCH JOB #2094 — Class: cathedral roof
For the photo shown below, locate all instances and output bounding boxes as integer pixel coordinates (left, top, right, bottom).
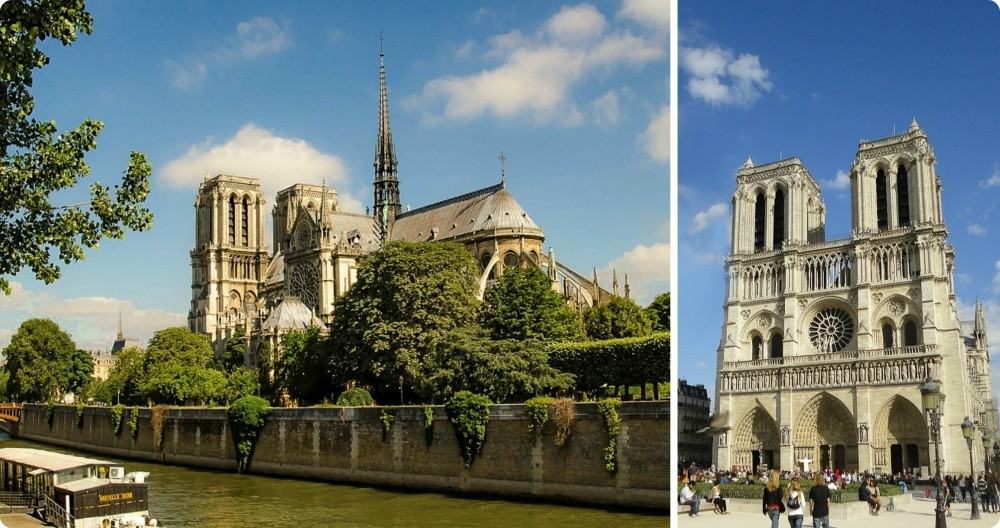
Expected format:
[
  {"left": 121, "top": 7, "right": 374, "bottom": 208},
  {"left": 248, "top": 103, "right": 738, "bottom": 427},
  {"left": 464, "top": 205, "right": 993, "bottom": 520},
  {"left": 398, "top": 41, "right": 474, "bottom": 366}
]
[
  {"left": 262, "top": 297, "right": 324, "bottom": 331},
  {"left": 390, "top": 183, "right": 543, "bottom": 242},
  {"left": 327, "top": 211, "right": 380, "bottom": 249},
  {"left": 264, "top": 250, "right": 285, "bottom": 287}
]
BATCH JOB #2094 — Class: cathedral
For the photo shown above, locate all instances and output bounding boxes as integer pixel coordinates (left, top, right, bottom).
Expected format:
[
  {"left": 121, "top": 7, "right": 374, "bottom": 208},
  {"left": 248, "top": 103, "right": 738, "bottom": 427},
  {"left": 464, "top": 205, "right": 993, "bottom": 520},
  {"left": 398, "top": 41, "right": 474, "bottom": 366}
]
[
  {"left": 712, "top": 120, "right": 1000, "bottom": 476},
  {"left": 187, "top": 51, "right": 618, "bottom": 364}
]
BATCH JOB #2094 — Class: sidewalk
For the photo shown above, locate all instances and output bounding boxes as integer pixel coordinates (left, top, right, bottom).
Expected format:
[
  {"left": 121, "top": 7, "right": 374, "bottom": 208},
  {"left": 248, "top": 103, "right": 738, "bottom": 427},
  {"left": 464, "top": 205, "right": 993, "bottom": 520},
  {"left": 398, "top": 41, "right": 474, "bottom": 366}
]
[{"left": 678, "top": 495, "right": 1000, "bottom": 528}]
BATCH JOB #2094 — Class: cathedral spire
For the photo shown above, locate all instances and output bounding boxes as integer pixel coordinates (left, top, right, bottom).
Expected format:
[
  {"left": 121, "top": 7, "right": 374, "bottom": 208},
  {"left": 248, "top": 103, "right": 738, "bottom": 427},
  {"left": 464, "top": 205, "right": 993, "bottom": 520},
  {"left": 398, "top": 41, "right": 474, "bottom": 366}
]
[
  {"left": 975, "top": 298, "right": 988, "bottom": 351},
  {"left": 374, "top": 43, "right": 401, "bottom": 242},
  {"left": 117, "top": 310, "right": 124, "bottom": 341}
]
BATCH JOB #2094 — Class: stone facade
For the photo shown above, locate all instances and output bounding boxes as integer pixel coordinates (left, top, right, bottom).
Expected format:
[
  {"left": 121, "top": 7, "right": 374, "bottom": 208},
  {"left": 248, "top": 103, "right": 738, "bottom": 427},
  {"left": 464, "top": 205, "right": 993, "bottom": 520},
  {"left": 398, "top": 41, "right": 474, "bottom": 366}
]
[
  {"left": 678, "top": 380, "right": 712, "bottom": 466},
  {"left": 713, "top": 121, "right": 999, "bottom": 476}
]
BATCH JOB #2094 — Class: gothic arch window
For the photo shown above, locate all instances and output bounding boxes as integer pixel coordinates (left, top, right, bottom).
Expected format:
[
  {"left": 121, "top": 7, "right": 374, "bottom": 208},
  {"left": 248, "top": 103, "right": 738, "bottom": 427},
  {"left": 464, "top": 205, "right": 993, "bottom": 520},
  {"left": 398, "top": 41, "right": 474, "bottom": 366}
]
[
  {"left": 241, "top": 196, "right": 250, "bottom": 246},
  {"left": 228, "top": 195, "right": 236, "bottom": 245},
  {"left": 773, "top": 187, "right": 786, "bottom": 249},
  {"left": 752, "top": 335, "right": 763, "bottom": 360},
  {"left": 896, "top": 164, "right": 910, "bottom": 227},
  {"left": 881, "top": 322, "right": 894, "bottom": 349},
  {"left": 903, "top": 319, "right": 919, "bottom": 347},
  {"left": 754, "top": 192, "right": 766, "bottom": 251},
  {"left": 769, "top": 332, "right": 783, "bottom": 359},
  {"left": 876, "top": 169, "right": 888, "bottom": 231}
]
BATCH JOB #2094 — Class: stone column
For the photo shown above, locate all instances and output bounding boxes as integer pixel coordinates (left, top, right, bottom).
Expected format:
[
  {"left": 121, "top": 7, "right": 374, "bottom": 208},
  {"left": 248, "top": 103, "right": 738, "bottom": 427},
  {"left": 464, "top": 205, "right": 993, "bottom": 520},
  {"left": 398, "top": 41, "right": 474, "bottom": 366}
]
[
  {"left": 887, "top": 168, "right": 898, "bottom": 230},
  {"left": 211, "top": 192, "right": 219, "bottom": 245},
  {"left": 765, "top": 191, "right": 775, "bottom": 251}
]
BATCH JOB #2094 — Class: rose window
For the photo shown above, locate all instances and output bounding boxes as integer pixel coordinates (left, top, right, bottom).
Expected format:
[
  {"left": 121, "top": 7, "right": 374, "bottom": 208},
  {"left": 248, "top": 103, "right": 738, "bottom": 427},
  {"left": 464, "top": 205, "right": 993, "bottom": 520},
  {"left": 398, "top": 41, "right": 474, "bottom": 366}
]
[{"left": 808, "top": 307, "right": 854, "bottom": 353}]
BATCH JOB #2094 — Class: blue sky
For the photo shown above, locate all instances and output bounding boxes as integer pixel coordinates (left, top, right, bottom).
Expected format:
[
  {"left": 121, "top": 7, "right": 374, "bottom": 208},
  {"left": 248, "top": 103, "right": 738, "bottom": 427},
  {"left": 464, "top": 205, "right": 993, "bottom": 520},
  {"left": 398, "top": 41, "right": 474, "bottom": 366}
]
[
  {"left": 678, "top": 0, "right": 1000, "bottom": 401},
  {"left": 0, "top": 0, "right": 668, "bottom": 351}
]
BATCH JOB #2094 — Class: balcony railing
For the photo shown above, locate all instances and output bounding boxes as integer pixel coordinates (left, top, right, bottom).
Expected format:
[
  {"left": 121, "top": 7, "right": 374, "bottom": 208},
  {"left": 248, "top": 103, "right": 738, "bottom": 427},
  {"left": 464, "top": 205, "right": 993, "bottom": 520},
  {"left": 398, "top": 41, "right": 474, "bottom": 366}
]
[{"left": 722, "top": 344, "right": 938, "bottom": 370}]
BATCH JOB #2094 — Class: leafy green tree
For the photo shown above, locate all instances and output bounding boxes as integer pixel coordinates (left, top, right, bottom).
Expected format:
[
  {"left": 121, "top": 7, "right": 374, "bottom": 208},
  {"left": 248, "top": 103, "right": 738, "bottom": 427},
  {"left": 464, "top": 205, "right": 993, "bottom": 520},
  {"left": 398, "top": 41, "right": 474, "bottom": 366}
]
[
  {"left": 480, "top": 267, "right": 582, "bottom": 341},
  {"left": 104, "top": 346, "right": 146, "bottom": 404},
  {"left": 330, "top": 241, "right": 481, "bottom": 402},
  {"left": 583, "top": 297, "right": 653, "bottom": 340},
  {"left": 275, "top": 327, "right": 329, "bottom": 405},
  {"left": 223, "top": 367, "right": 258, "bottom": 404},
  {"left": 145, "top": 327, "right": 213, "bottom": 370},
  {"left": 646, "top": 292, "right": 670, "bottom": 332},
  {"left": 140, "top": 361, "right": 226, "bottom": 405},
  {"left": 66, "top": 349, "right": 94, "bottom": 394},
  {"left": 222, "top": 326, "right": 248, "bottom": 372},
  {"left": 420, "top": 327, "right": 573, "bottom": 403},
  {"left": 2, "top": 318, "right": 77, "bottom": 401},
  {"left": 0, "top": 0, "right": 153, "bottom": 294}
]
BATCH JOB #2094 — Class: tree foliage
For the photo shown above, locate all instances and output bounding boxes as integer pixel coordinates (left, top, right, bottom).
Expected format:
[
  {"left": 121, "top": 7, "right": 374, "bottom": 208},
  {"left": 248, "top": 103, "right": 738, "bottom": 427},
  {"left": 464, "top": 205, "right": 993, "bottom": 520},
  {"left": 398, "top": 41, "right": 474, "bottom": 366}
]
[
  {"left": 275, "top": 327, "right": 329, "bottom": 405},
  {"left": 646, "top": 292, "right": 670, "bottom": 332},
  {"left": 98, "top": 346, "right": 146, "bottom": 404},
  {"left": 583, "top": 297, "right": 653, "bottom": 340},
  {"left": 547, "top": 333, "right": 669, "bottom": 392},
  {"left": 66, "top": 349, "right": 94, "bottom": 393},
  {"left": 480, "top": 267, "right": 582, "bottom": 341},
  {"left": 222, "top": 326, "right": 248, "bottom": 372},
  {"left": 145, "top": 327, "right": 213, "bottom": 370},
  {"left": 0, "top": 0, "right": 153, "bottom": 294},
  {"left": 140, "top": 361, "right": 226, "bottom": 406},
  {"left": 330, "top": 241, "right": 480, "bottom": 402},
  {"left": 2, "top": 318, "right": 87, "bottom": 401}
]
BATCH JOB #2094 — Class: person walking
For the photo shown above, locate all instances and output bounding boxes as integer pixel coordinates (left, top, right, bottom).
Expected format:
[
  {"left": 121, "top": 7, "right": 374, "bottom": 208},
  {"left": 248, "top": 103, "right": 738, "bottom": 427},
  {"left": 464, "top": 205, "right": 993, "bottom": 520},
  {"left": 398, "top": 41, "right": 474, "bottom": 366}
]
[
  {"left": 763, "top": 470, "right": 785, "bottom": 528},
  {"left": 711, "top": 478, "right": 729, "bottom": 514},
  {"left": 989, "top": 475, "right": 1000, "bottom": 513},
  {"left": 960, "top": 474, "right": 969, "bottom": 503},
  {"left": 808, "top": 471, "right": 832, "bottom": 528},
  {"left": 785, "top": 479, "right": 805, "bottom": 528},
  {"left": 977, "top": 474, "right": 989, "bottom": 510}
]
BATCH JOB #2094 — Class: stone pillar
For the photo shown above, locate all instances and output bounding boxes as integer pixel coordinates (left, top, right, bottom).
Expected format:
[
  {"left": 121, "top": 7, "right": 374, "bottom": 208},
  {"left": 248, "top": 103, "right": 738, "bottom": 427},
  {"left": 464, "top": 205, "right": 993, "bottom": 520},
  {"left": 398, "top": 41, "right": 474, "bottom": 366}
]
[
  {"left": 765, "top": 191, "right": 775, "bottom": 251},
  {"left": 887, "top": 168, "right": 898, "bottom": 230}
]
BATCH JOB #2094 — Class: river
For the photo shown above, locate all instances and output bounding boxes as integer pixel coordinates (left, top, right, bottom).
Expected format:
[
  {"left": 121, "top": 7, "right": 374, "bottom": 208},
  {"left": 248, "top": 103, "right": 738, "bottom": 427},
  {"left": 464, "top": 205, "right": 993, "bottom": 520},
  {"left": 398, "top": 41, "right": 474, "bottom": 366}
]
[{"left": 0, "top": 433, "right": 665, "bottom": 527}]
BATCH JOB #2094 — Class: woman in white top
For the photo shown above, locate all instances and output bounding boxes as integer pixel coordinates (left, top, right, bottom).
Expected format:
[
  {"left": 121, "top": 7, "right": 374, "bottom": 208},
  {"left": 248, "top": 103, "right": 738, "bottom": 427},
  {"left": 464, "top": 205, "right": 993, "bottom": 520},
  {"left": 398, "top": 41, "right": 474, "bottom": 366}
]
[
  {"left": 785, "top": 480, "right": 805, "bottom": 528},
  {"left": 710, "top": 479, "right": 729, "bottom": 514}
]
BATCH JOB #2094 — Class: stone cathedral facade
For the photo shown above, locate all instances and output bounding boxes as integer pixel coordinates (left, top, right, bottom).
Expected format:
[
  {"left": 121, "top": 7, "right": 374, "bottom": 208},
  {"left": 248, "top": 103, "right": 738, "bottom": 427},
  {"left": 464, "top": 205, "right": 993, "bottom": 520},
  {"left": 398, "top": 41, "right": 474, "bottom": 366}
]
[
  {"left": 187, "top": 51, "right": 617, "bottom": 364},
  {"left": 713, "top": 120, "right": 999, "bottom": 476}
]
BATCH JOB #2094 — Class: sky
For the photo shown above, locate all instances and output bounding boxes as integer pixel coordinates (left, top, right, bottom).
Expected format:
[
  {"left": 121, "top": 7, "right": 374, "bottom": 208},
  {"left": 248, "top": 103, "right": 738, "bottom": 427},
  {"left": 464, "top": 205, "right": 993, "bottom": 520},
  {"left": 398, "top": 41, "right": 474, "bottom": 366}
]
[
  {"left": 678, "top": 1, "right": 1000, "bottom": 402},
  {"left": 0, "top": 0, "right": 668, "bottom": 352}
]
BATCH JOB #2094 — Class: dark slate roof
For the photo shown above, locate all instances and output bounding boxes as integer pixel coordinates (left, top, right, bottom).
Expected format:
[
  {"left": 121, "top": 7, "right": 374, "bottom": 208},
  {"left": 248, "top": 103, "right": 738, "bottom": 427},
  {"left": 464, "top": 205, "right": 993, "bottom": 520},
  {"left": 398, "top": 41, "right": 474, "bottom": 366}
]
[{"left": 390, "top": 183, "right": 543, "bottom": 242}]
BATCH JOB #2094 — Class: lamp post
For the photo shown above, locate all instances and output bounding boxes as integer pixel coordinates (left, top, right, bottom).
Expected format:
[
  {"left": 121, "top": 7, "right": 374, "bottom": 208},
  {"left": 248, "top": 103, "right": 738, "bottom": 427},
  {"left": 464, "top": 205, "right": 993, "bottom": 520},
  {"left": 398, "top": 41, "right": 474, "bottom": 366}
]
[
  {"left": 921, "top": 380, "right": 947, "bottom": 528},
  {"left": 961, "top": 417, "right": 980, "bottom": 520}
]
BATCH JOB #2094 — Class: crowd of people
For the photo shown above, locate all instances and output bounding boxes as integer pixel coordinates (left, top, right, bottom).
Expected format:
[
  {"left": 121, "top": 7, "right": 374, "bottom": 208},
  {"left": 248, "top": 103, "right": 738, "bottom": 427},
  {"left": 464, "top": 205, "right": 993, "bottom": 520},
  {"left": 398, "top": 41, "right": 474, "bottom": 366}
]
[
  {"left": 680, "top": 464, "right": 914, "bottom": 492},
  {"left": 938, "top": 474, "right": 1000, "bottom": 516}
]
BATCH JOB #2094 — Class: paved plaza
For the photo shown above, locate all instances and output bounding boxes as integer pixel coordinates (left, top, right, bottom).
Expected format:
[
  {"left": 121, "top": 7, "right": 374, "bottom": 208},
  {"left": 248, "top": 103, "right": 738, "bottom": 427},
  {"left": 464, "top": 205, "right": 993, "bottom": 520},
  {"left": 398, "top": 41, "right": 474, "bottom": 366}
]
[{"left": 679, "top": 494, "right": 1000, "bottom": 528}]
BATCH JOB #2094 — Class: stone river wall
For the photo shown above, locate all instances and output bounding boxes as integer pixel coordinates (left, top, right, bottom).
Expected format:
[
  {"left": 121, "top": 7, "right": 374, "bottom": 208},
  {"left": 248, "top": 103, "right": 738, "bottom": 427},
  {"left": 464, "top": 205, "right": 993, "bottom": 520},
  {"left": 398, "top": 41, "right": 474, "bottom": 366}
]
[{"left": 14, "top": 401, "right": 667, "bottom": 511}]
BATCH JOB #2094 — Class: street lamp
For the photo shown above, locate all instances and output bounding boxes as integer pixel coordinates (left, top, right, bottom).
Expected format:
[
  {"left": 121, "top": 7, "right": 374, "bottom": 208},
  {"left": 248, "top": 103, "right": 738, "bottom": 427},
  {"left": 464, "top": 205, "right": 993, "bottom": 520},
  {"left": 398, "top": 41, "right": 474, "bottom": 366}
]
[
  {"left": 921, "top": 379, "right": 947, "bottom": 528},
  {"left": 961, "top": 417, "right": 980, "bottom": 520}
]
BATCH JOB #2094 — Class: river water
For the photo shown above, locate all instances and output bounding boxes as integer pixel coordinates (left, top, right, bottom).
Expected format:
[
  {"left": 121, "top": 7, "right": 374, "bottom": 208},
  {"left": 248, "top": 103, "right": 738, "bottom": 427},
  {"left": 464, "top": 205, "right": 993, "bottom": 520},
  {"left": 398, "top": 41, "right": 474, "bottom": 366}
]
[{"left": 0, "top": 433, "right": 665, "bottom": 527}]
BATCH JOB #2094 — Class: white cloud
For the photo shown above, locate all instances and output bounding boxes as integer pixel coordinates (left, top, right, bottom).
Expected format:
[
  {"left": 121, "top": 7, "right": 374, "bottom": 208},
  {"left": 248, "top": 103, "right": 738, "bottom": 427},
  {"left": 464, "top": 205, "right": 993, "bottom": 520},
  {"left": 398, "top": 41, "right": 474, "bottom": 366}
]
[
  {"left": 456, "top": 40, "right": 476, "bottom": 59},
  {"left": 690, "top": 202, "right": 728, "bottom": 233},
  {"left": 599, "top": 242, "right": 669, "bottom": 305},
  {"left": 167, "top": 16, "right": 291, "bottom": 89},
  {"left": 409, "top": 4, "right": 664, "bottom": 125},
  {"left": 618, "top": 0, "right": 669, "bottom": 32},
  {"left": 969, "top": 223, "right": 988, "bottom": 236},
  {"left": 0, "top": 282, "right": 185, "bottom": 352},
  {"left": 161, "top": 123, "right": 364, "bottom": 213},
  {"left": 640, "top": 104, "right": 669, "bottom": 163},
  {"left": 981, "top": 165, "right": 1000, "bottom": 188},
  {"left": 680, "top": 44, "right": 771, "bottom": 107},
  {"left": 546, "top": 4, "right": 606, "bottom": 43},
  {"left": 825, "top": 170, "right": 851, "bottom": 190},
  {"left": 590, "top": 89, "right": 621, "bottom": 127}
]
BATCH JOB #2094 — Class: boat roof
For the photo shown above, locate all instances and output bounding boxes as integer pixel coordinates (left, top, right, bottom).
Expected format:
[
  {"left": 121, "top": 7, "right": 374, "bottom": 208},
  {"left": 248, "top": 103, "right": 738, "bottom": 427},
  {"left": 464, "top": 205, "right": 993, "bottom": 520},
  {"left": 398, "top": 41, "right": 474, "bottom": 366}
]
[
  {"left": 0, "top": 448, "right": 113, "bottom": 472},
  {"left": 55, "top": 478, "right": 116, "bottom": 492}
]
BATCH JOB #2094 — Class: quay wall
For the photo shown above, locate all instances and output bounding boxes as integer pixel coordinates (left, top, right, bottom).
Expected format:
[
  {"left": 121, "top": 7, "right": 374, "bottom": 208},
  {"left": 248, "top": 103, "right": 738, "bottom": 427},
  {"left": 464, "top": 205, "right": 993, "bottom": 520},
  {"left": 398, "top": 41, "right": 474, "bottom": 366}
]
[{"left": 15, "top": 402, "right": 667, "bottom": 511}]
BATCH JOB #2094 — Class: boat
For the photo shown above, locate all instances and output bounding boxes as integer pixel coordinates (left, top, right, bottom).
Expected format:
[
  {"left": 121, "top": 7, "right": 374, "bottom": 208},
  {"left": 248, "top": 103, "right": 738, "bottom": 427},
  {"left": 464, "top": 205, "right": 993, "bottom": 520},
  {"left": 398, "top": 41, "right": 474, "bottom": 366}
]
[{"left": 0, "top": 447, "right": 158, "bottom": 527}]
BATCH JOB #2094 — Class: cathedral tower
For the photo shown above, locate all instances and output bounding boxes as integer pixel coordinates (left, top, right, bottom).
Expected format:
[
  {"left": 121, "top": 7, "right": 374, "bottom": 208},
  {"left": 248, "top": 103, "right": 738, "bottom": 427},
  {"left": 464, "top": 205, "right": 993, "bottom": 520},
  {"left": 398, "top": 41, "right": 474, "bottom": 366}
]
[
  {"left": 189, "top": 175, "right": 268, "bottom": 348},
  {"left": 373, "top": 48, "right": 400, "bottom": 240}
]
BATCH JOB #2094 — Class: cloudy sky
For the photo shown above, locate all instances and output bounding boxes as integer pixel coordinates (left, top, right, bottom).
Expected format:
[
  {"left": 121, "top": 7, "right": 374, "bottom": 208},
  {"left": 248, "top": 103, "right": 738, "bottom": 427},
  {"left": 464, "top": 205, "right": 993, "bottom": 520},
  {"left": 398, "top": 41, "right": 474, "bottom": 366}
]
[
  {"left": 678, "top": 1, "right": 1000, "bottom": 401},
  {"left": 2, "top": 0, "right": 668, "bottom": 352}
]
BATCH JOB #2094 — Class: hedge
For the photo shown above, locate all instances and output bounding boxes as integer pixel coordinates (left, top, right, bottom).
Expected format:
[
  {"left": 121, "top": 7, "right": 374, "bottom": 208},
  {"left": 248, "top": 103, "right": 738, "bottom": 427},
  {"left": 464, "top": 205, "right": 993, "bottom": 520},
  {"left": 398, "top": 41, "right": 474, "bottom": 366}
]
[
  {"left": 691, "top": 482, "right": 902, "bottom": 503},
  {"left": 548, "top": 332, "right": 669, "bottom": 391}
]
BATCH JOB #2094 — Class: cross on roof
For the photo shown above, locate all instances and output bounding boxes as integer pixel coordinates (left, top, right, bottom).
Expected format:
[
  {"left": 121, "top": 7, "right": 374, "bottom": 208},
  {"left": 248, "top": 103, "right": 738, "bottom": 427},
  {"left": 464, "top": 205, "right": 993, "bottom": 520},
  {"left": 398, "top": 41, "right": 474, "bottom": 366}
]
[{"left": 498, "top": 151, "right": 507, "bottom": 184}]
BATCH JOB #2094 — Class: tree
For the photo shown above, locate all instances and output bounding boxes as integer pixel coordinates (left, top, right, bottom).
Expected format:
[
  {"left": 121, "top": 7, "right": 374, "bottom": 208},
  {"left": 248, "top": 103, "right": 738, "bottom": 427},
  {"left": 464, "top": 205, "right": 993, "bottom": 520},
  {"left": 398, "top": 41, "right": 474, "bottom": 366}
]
[
  {"left": 104, "top": 346, "right": 146, "bottom": 404},
  {"left": 275, "top": 327, "right": 329, "bottom": 405},
  {"left": 0, "top": 0, "right": 153, "bottom": 294},
  {"left": 66, "top": 349, "right": 94, "bottom": 394},
  {"left": 480, "top": 267, "right": 582, "bottom": 341},
  {"left": 222, "top": 326, "right": 248, "bottom": 372},
  {"left": 2, "top": 318, "right": 78, "bottom": 401},
  {"left": 330, "top": 241, "right": 481, "bottom": 402},
  {"left": 145, "top": 327, "right": 213, "bottom": 370},
  {"left": 584, "top": 297, "right": 653, "bottom": 340},
  {"left": 646, "top": 292, "right": 670, "bottom": 332},
  {"left": 223, "top": 367, "right": 258, "bottom": 404},
  {"left": 140, "top": 361, "right": 226, "bottom": 406}
]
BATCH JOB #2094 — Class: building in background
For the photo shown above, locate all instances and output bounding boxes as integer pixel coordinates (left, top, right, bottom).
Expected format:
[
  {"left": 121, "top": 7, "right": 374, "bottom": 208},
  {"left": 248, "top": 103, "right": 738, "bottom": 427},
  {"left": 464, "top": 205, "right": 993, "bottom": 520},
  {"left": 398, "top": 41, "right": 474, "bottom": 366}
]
[
  {"left": 712, "top": 121, "right": 999, "bottom": 475},
  {"left": 678, "top": 379, "right": 712, "bottom": 467}
]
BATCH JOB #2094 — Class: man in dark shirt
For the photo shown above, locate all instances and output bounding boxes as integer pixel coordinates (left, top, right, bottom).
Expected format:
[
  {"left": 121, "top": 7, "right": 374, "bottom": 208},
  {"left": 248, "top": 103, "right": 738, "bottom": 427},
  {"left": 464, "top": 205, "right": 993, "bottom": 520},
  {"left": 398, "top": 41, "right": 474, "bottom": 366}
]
[{"left": 808, "top": 472, "right": 832, "bottom": 528}]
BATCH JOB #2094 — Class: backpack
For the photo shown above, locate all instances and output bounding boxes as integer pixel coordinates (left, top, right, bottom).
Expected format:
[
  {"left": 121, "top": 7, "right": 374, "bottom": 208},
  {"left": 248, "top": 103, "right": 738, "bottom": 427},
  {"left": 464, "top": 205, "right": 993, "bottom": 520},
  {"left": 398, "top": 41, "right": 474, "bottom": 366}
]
[{"left": 787, "top": 493, "right": 800, "bottom": 510}]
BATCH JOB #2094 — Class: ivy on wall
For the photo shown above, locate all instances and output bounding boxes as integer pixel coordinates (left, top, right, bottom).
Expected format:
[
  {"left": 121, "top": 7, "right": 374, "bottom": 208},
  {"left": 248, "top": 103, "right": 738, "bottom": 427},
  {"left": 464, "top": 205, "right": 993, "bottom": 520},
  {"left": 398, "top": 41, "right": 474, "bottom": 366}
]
[
  {"left": 552, "top": 398, "right": 575, "bottom": 447},
  {"left": 597, "top": 399, "right": 622, "bottom": 474},
  {"left": 228, "top": 396, "right": 270, "bottom": 473},
  {"left": 525, "top": 396, "right": 553, "bottom": 443},
  {"left": 75, "top": 403, "right": 85, "bottom": 428},
  {"left": 128, "top": 406, "right": 139, "bottom": 439},
  {"left": 446, "top": 391, "right": 492, "bottom": 468},
  {"left": 422, "top": 404, "right": 435, "bottom": 447},
  {"left": 379, "top": 408, "right": 396, "bottom": 441},
  {"left": 150, "top": 406, "right": 167, "bottom": 451},
  {"left": 110, "top": 404, "right": 125, "bottom": 435}
]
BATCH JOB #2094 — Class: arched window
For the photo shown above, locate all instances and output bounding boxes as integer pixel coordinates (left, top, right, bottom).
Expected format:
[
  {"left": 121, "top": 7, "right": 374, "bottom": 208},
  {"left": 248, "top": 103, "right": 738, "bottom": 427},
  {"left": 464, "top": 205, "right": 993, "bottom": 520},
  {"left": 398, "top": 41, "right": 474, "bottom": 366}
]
[
  {"left": 754, "top": 192, "right": 766, "bottom": 251},
  {"left": 897, "top": 164, "right": 910, "bottom": 227},
  {"left": 770, "top": 333, "right": 783, "bottom": 359},
  {"left": 228, "top": 196, "right": 236, "bottom": 245},
  {"left": 752, "top": 335, "right": 763, "bottom": 361},
  {"left": 903, "top": 320, "right": 918, "bottom": 347},
  {"left": 876, "top": 169, "right": 888, "bottom": 231},
  {"left": 773, "top": 188, "right": 785, "bottom": 249},
  {"left": 241, "top": 197, "right": 250, "bottom": 246},
  {"left": 503, "top": 252, "right": 520, "bottom": 269},
  {"left": 881, "top": 323, "right": 894, "bottom": 349}
]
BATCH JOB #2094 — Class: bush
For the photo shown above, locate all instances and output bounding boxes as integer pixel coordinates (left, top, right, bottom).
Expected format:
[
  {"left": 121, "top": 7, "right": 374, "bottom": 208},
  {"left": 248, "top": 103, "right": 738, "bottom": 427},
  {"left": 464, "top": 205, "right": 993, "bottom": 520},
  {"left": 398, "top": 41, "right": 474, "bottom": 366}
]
[
  {"left": 525, "top": 396, "right": 554, "bottom": 442},
  {"left": 336, "top": 388, "right": 375, "bottom": 407},
  {"left": 110, "top": 404, "right": 124, "bottom": 435},
  {"left": 228, "top": 396, "right": 270, "bottom": 472},
  {"left": 583, "top": 297, "right": 652, "bottom": 340},
  {"left": 446, "top": 391, "right": 492, "bottom": 468},
  {"left": 548, "top": 333, "right": 669, "bottom": 392},
  {"left": 379, "top": 408, "right": 395, "bottom": 441},
  {"left": 597, "top": 399, "right": 622, "bottom": 474},
  {"left": 692, "top": 482, "right": 902, "bottom": 502},
  {"left": 127, "top": 406, "right": 139, "bottom": 439},
  {"left": 552, "top": 398, "right": 575, "bottom": 447}
]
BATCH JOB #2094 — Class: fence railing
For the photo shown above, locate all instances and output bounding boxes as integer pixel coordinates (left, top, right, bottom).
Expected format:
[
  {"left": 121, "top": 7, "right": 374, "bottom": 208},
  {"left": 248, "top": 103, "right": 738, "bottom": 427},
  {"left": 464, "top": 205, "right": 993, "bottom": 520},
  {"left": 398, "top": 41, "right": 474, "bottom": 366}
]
[
  {"left": 722, "top": 344, "right": 938, "bottom": 370},
  {"left": 44, "top": 494, "right": 75, "bottom": 528}
]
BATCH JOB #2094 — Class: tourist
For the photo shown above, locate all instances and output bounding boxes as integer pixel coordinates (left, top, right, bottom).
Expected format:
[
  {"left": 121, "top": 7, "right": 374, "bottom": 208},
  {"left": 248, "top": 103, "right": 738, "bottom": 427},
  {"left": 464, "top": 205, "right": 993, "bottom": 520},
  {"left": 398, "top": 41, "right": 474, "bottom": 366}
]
[
  {"left": 785, "top": 479, "right": 804, "bottom": 528},
  {"left": 711, "top": 478, "right": 728, "bottom": 514},
  {"left": 944, "top": 478, "right": 954, "bottom": 517},
  {"left": 762, "top": 470, "right": 785, "bottom": 528},
  {"left": 961, "top": 474, "right": 970, "bottom": 502},
  {"left": 989, "top": 475, "right": 1000, "bottom": 513},
  {"left": 867, "top": 478, "right": 882, "bottom": 515},
  {"left": 977, "top": 474, "right": 989, "bottom": 508},
  {"left": 808, "top": 471, "right": 831, "bottom": 528},
  {"left": 680, "top": 479, "right": 701, "bottom": 517}
]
